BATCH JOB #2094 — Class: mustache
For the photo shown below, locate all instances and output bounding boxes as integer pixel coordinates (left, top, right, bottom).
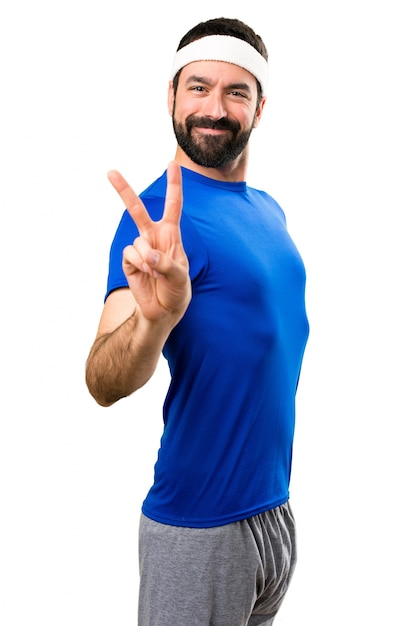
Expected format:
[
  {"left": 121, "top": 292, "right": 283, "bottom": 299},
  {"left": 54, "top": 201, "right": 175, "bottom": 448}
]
[{"left": 185, "top": 116, "right": 241, "bottom": 134}]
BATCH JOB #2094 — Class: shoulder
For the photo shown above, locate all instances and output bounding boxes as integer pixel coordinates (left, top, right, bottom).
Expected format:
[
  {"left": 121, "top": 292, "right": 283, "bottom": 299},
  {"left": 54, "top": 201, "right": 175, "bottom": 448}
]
[{"left": 248, "top": 186, "right": 287, "bottom": 225}]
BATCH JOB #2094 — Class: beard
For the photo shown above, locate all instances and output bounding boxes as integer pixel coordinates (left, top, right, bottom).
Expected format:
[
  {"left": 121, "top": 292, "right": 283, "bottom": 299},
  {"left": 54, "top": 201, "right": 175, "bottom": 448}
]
[{"left": 172, "top": 112, "right": 255, "bottom": 168}]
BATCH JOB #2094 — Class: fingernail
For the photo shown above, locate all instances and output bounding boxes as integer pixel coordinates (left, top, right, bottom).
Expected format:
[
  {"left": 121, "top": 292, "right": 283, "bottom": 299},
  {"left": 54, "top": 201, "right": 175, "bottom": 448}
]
[{"left": 149, "top": 251, "right": 160, "bottom": 266}]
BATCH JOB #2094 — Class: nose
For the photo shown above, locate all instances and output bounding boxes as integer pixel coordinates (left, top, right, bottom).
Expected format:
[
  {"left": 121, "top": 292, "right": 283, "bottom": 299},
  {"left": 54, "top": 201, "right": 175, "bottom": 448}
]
[{"left": 203, "top": 91, "right": 227, "bottom": 120}]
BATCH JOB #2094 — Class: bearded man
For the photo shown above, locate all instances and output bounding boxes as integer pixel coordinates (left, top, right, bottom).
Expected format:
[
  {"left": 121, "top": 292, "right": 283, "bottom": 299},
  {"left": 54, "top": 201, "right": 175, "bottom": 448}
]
[{"left": 86, "top": 17, "right": 309, "bottom": 626}]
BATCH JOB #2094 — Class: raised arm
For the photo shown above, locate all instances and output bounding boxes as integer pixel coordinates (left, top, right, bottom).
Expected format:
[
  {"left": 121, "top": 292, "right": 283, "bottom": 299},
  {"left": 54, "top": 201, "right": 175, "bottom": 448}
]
[{"left": 85, "top": 162, "right": 191, "bottom": 407}]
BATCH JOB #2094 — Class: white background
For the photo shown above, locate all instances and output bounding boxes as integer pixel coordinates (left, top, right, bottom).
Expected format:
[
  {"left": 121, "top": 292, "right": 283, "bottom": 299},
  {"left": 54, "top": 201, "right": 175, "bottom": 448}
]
[{"left": 1, "top": 1, "right": 412, "bottom": 624}]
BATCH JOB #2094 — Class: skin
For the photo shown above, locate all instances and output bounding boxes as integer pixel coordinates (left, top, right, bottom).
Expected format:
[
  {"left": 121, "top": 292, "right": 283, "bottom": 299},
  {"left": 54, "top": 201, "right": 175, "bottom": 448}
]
[{"left": 85, "top": 61, "right": 266, "bottom": 407}]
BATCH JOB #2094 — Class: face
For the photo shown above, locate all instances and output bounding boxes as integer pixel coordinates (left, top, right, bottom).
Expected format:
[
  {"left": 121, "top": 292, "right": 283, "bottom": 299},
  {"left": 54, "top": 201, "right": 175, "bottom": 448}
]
[{"left": 169, "top": 61, "right": 265, "bottom": 169}]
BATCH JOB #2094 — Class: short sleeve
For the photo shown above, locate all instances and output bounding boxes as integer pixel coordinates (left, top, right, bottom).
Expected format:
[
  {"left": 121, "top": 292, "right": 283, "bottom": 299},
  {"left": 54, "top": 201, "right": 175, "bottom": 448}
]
[{"left": 104, "top": 199, "right": 208, "bottom": 301}]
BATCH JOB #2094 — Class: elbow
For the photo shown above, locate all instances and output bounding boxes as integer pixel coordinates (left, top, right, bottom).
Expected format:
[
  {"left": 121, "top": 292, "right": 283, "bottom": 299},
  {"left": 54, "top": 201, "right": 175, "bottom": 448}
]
[
  {"left": 85, "top": 345, "right": 121, "bottom": 407},
  {"left": 93, "top": 395, "right": 116, "bottom": 408},
  {"left": 85, "top": 365, "right": 140, "bottom": 408},
  {"left": 86, "top": 384, "right": 124, "bottom": 408},
  {"left": 85, "top": 348, "right": 154, "bottom": 407},
  {"left": 85, "top": 374, "right": 123, "bottom": 408},
  {"left": 86, "top": 381, "right": 113, "bottom": 408},
  {"left": 85, "top": 365, "right": 120, "bottom": 408}
]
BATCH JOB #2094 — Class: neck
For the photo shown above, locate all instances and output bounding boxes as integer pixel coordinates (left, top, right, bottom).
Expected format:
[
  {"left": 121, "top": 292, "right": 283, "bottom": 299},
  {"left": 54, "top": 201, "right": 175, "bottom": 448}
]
[{"left": 173, "top": 146, "right": 249, "bottom": 182}]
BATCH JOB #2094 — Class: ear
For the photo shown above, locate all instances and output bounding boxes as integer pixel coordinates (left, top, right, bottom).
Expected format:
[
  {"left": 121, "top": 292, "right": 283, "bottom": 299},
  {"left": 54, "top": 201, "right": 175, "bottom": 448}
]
[
  {"left": 168, "top": 81, "right": 175, "bottom": 116},
  {"left": 253, "top": 96, "right": 267, "bottom": 128}
]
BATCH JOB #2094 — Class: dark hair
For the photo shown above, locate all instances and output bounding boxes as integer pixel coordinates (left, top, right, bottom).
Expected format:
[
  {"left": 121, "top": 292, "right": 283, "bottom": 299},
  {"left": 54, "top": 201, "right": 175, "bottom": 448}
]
[{"left": 172, "top": 17, "right": 268, "bottom": 101}]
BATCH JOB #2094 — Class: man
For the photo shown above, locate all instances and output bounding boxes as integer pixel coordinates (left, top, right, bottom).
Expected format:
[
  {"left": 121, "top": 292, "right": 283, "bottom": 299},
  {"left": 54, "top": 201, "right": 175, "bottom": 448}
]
[{"left": 86, "top": 17, "right": 309, "bottom": 626}]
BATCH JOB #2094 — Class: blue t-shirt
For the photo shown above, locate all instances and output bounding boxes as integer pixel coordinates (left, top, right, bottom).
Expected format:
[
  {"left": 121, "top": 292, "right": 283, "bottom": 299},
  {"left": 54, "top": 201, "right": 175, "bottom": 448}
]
[{"left": 106, "top": 167, "right": 309, "bottom": 528}]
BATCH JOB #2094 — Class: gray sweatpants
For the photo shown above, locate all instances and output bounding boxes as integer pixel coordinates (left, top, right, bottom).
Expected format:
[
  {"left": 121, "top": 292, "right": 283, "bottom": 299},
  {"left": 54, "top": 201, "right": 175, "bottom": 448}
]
[{"left": 138, "top": 502, "right": 297, "bottom": 626}]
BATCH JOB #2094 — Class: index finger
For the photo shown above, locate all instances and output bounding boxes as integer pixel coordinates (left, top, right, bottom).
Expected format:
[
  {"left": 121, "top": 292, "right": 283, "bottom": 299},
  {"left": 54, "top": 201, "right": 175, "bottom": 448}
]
[
  {"left": 162, "top": 161, "right": 183, "bottom": 226},
  {"left": 107, "top": 169, "right": 153, "bottom": 232}
]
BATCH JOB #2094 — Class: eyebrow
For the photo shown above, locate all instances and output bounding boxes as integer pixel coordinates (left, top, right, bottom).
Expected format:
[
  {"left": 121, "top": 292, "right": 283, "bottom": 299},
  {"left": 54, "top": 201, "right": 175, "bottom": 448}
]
[{"left": 185, "top": 74, "right": 252, "bottom": 93}]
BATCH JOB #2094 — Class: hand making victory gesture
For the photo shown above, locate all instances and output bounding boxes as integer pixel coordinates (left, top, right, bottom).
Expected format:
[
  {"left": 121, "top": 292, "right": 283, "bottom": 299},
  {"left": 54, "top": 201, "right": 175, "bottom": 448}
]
[{"left": 107, "top": 161, "right": 191, "bottom": 325}]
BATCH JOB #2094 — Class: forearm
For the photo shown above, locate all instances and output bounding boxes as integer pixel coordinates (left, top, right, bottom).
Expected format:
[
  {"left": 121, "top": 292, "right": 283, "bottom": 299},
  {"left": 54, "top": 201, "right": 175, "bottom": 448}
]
[{"left": 85, "top": 308, "right": 172, "bottom": 407}]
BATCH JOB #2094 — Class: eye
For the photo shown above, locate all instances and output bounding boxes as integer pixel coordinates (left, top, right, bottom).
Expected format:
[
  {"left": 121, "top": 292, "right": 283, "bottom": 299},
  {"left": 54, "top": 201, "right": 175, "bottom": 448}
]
[
  {"left": 190, "top": 85, "right": 207, "bottom": 92},
  {"left": 229, "top": 90, "right": 248, "bottom": 99}
]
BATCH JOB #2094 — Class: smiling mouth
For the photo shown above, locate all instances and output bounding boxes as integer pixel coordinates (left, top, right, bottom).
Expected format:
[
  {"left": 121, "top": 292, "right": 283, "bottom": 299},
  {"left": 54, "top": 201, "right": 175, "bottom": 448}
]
[
  {"left": 193, "top": 126, "right": 232, "bottom": 138},
  {"left": 197, "top": 127, "right": 228, "bottom": 133}
]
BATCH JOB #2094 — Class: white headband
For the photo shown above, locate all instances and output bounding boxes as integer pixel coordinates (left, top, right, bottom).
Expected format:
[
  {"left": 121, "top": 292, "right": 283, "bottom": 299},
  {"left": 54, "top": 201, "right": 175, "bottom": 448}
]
[{"left": 170, "top": 35, "right": 268, "bottom": 96}]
